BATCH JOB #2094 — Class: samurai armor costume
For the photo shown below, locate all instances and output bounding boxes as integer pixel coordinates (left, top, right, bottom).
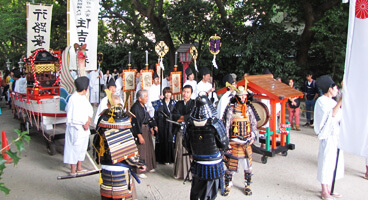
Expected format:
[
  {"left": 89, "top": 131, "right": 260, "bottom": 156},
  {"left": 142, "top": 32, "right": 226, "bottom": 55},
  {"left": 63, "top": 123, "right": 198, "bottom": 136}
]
[
  {"left": 184, "top": 94, "right": 229, "bottom": 200},
  {"left": 94, "top": 104, "right": 144, "bottom": 200},
  {"left": 223, "top": 92, "right": 257, "bottom": 196}
]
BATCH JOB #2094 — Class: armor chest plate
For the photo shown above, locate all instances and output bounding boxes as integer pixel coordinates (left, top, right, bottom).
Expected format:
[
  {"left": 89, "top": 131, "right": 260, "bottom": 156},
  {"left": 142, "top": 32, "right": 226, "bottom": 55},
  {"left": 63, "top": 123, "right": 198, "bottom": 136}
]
[
  {"left": 230, "top": 116, "right": 251, "bottom": 140},
  {"left": 189, "top": 126, "right": 220, "bottom": 157}
]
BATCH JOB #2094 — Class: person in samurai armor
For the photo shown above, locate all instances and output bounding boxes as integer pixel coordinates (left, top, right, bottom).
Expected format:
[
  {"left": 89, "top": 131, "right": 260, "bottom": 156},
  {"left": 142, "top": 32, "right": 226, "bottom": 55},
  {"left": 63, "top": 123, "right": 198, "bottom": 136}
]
[
  {"left": 184, "top": 93, "right": 229, "bottom": 200},
  {"left": 94, "top": 92, "right": 146, "bottom": 200},
  {"left": 223, "top": 85, "right": 257, "bottom": 196}
]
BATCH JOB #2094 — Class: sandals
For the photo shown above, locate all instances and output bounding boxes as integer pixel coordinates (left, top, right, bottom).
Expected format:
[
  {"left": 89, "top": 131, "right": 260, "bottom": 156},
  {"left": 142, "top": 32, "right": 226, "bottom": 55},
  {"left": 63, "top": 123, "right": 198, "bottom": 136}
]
[
  {"left": 331, "top": 193, "right": 342, "bottom": 198},
  {"left": 321, "top": 197, "right": 335, "bottom": 200},
  {"left": 364, "top": 174, "right": 368, "bottom": 180},
  {"left": 70, "top": 172, "right": 77, "bottom": 177},
  {"left": 77, "top": 169, "right": 88, "bottom": 174}
]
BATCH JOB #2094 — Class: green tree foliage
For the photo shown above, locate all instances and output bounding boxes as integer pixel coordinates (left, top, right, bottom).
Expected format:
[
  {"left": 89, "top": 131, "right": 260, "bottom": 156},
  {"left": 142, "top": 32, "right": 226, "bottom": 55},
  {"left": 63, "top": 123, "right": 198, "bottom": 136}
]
[
  {"left": 99, "top": 0, "right": 348, "bottom": 88},
  {"left": 0, "top": 0, "right": 349, "bottom": 87}
]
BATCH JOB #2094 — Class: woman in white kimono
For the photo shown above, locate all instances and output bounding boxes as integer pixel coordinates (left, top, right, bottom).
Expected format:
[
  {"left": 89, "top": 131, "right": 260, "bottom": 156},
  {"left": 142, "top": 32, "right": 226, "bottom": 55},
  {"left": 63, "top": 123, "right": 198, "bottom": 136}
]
[
  {"left": 314, "top": 75, "right": 343, "bottom": 200},
  {"left": 64, "top": 76, "right": 93, "bottom": 176}
]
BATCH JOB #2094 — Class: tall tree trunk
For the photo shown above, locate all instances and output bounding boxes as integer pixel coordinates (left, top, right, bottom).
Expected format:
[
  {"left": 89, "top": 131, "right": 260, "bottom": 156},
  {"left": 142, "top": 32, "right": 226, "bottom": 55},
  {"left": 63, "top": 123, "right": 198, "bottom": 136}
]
[
  {"left": 296, "top": 0, "right": 341, "bottom": 67},
  {"left": 132, "top": 0, "right": 175, "bottom": 68},
  {"left": 296, "top": 2, "right": 315, "bottom": 66}
]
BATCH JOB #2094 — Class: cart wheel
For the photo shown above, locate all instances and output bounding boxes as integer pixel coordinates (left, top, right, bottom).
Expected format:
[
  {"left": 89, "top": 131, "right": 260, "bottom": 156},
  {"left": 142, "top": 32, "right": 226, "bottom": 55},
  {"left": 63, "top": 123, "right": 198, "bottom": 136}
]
[
  {"left": 261, "top": 156, "right": 268, "bottom": 164},
  {"left": 281, "top": 151, "right": 288, "bottom": 156},
  {"left": 47, "top": 142, "right": 56, "bottom": 156}
]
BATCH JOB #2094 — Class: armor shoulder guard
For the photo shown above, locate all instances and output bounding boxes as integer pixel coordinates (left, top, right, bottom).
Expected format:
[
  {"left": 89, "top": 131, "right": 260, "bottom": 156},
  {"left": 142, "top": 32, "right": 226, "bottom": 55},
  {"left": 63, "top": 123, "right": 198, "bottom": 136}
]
[{"left": 211, "top": 118, "right": 229, "bottom": 148}]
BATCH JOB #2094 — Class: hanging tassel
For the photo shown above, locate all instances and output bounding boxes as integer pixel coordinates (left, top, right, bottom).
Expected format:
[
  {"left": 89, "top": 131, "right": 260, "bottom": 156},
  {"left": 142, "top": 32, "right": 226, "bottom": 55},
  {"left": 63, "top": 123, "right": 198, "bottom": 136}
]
[
  {"left": 233, "top": 124, "right": 239, "bottom": 134},
  {"left": 212, "top": 55, "right": 218, "bottom": 69},
  {"left": 98, "top": 135, "right": 106, "bottom": 185},
  {"left": 160, "top": 58, "right": 165, "bottom": 70},
  {"left": 194, "top": 60, "right": 198, "bottom": 72}
]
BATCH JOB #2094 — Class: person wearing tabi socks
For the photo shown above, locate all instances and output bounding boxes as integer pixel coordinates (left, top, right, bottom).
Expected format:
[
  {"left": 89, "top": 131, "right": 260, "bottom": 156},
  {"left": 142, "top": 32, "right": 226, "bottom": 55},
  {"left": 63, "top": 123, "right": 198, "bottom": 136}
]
[{"left": 222, "top": 85, "right": 257, "bottom": 196}]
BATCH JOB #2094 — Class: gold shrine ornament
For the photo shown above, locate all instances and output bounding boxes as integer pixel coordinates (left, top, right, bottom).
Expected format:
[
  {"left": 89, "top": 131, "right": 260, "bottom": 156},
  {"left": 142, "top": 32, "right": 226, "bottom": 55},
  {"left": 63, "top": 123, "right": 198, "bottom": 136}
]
[
  {"left": 155, "top": 41, "right": 169, "bottom": 58},
  {"left": 190, "top": 45, "right": 198, "bottom": 60}
]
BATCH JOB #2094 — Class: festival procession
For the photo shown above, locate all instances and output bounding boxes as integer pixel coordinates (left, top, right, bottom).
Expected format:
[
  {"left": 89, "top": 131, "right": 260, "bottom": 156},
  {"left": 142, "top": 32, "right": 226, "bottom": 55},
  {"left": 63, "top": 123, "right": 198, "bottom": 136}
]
[{"left": 0, "top": 0, "right": 367, "bottom": 200}]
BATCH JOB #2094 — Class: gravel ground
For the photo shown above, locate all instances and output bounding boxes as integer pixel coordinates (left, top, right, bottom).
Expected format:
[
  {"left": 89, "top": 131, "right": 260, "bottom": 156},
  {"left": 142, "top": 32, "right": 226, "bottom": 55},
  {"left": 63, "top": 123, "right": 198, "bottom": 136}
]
[{"left": 0, "top": 100, "right": 366, "bottom": 200}]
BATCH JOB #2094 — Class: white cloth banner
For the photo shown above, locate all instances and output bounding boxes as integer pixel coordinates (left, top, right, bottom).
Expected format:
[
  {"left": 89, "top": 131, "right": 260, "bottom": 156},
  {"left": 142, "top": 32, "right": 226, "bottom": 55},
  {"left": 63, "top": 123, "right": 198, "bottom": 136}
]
[
  {"left": 27, "top": 3, "right": 53, "bottom": 57},
  {"left": 340, "top": 0, "right": 368, "bottom": 158},
  {"left": 69, "top": 0, "right": 98, "bottom": 71}
]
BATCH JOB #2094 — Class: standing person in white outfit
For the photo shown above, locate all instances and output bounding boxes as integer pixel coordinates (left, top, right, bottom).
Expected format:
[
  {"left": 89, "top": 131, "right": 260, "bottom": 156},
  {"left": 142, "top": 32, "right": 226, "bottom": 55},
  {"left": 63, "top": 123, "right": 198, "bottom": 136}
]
[
  {"left": 115, "top": 70, "right": 124, "bottom": 100},
  {"left": 103, "top": 69, "right": 113, "bottom": 89},
  {"left": 196, "top": 67, "right": 218, "bottom": 105},
  {"left": 183, "top": 67, "right": 197, "bottom": 100},
  {"left": 314, "top": 75, "right": 343, "bottom": 200},
  {"left": 147, "top": 72, "right": 162, "bottom": 117},
  {"left": 89, "top": 69, "right": 101, "bottom": 107},
  {"left": 93, "top": 79, "right": 123, "bottom": 126},
  {"left": 162, "top": 71, "right": 171, "bottom": 90},
  {"left": 63, "top": 76, "right": 93, "bottom": 176}
]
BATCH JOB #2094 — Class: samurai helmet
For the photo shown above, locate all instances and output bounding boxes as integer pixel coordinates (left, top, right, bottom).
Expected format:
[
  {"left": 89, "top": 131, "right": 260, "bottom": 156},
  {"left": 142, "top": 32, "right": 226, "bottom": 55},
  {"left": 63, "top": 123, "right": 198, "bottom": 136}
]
[
  {"left": 101, "top": 103, "right": 129, "bottom": 124},
  {"left": 191, "top": 92, "right": 217, "bottom": 121}
]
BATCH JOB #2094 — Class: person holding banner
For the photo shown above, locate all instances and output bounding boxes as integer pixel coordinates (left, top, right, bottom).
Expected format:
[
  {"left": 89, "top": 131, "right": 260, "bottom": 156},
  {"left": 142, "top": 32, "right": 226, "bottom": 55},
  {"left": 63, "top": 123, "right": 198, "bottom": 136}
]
[
  {"left": 314, "top": 75, "right": 343, "bottom": 200},
  {"left": 89, "top": 69, "right": 101, "bottom": 107}
]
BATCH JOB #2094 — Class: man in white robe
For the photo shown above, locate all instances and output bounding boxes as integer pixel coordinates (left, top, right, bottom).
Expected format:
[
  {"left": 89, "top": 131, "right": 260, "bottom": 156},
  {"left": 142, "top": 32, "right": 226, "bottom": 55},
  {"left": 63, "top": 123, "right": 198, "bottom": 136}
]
[
  {"left": 89, "top": 70, "right": 101, "bottom": 106},
  {"left": 147, "top": 72, "right": 161, "bottom": 117},
  {"left": 115, "top": 73, "right": 124, "bottom": 100},
  {"left": 162, "top": 72, "right": 171, "bottom": 90},
  {"left": 13, "top": 71, "right": 27, "bottom": 94},
  {"left": 196, "top": 67, "right": 218, "bottom": 105},
  {"left": 314, "top": 75, "right": 343, "bottom": 200},
  {"left": 217, "top": 74, "right": 236, "bottom": 120},
  {"left": 64, "top": 76, "right": 93, "bottom": 176},
  {"left": 183, "top": 68, "right": 197, "bottom": 100},
  {"left": 93, "top": 79, "right": 123, "bottom": 126}
]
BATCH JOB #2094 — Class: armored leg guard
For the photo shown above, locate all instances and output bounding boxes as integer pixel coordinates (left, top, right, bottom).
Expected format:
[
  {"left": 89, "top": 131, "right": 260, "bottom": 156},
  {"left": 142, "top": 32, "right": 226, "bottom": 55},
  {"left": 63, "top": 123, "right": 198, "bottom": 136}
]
[
  {"left": 244, "top": 171, "right": 253, "bottom": 196},
  {"left": 222, "top": 171, "right": 233, "bottom": 196}
]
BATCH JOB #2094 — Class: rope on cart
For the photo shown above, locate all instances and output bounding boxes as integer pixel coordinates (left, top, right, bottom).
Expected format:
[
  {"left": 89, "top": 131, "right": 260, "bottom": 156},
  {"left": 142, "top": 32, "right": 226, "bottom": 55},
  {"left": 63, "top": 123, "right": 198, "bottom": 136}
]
[
  {"left": 23, "top": 102, "right": 32, "bottom": 127},
  {"left": 39, "top": 101, "right": 52, "bottom": 142},
  {"left": 30, "top": 102, "right": 39, "bottom": 131},
  {"left": 52, "top": 98, "right": 59, "bottom": 138}
]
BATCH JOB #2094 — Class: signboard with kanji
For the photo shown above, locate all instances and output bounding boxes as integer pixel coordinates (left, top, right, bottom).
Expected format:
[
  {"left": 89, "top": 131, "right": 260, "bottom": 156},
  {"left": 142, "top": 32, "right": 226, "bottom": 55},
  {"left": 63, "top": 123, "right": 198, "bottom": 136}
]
[
  {"left": 69, "top": 0, "right": 98, "bottom": 71},
  {"left": 26, "top": 3, "right": 53, "bottom": 57}
]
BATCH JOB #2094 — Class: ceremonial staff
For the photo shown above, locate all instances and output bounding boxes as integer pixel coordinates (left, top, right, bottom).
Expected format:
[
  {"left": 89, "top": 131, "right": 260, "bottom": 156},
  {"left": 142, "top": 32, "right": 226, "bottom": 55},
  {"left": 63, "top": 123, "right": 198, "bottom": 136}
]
[
  {"left": 208, "top": 34, "right": 221, "bottom": 103},
  {"left": 97, "top": 52, "right": 103, "bottom": 102},
  {"left": 155, "top": 41, "right": 169, "bottom": 96}
]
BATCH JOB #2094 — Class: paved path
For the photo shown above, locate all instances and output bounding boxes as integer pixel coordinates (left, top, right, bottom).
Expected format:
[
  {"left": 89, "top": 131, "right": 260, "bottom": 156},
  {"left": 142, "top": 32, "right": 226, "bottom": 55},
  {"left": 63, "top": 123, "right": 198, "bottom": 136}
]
[{"left": 0, "top": 101, "right": 366, "bottom": 200}]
